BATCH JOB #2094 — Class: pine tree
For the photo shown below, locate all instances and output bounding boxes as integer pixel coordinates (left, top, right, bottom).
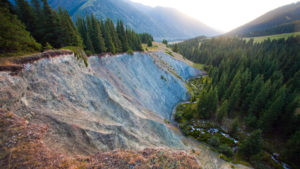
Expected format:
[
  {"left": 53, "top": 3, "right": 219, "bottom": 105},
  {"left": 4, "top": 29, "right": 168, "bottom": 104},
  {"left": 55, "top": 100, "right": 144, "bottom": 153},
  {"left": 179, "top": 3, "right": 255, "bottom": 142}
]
[
  {"left": 244, "top": 113, "right": 257, "bottom": 130},
  {"left": 216, "top": 99, "right": 229, "bottom": 123},
  {"left": 76, "top": 17, "right": 88, "bottom": 48},
  {"left": 241, "top": 75, "right": 264, "bottom": 114},
  {"left": 0, "top": 0, "right": 13, "bottom": 13},
  {"left": 228, "top": 80, "right": 241, "bottom": 115},
  {"left": 90, "top": 15, "right": 106, "bottom": 53},
  {"left": 197, "top": 87, "right": 218, "bottom": 119},
  {"left": 284, "top": 131, "right": 300, "bottom": 166},
  {"left": 106, "top": 19, "right": 121, "bottom": 52},
  {"left": 117, "top": 20, "right": 129, "bottom": 52},
  {"left": 30, "top": 0, "right": 44, "bottom": 42},
  {"left": 248, "top": 80, "right": 271, "bottom": 115},
  {"left": 66, "top": 10, "right": 83, "bottom": 47},
  {"left": 31, "top": 0, "right": 42, "bottom": 15},
  {"left": 103, "top": 20, "right": 115, "bottom": 53},
  {"left": 258, "top": 86, "right": 287, "bottom": 131},
  {"left": 16, "top": 0, "right": 38, "bottom": 37},
  {"left": 0, "top": 6, "right": 41, "bottom": 56},
  {"left": 85, "top": 32, "right": 95, "bottom": 54},
  {"left": 173, "top": 44, "right": 179, "bottom": 52},
  {"left": 139, "top": 33, "right": 153, "bottom": 47},
  {"left": 41, "top": 0, "right": 60, "bottom": 47},
  {"left": 162, "top": 39, "right": 168, "bottom": 45},
  {"left": 229, "top": 117, "right": 239, "bottom": 136},
  {"left": 126, "top": 28, "right": 142, "bottom": 51},
  {"left": 239, "top": 129, "right": 263, "bottom": 159},
  {"left": 217, "top": 73, "right": 228, "bottom": 99}
]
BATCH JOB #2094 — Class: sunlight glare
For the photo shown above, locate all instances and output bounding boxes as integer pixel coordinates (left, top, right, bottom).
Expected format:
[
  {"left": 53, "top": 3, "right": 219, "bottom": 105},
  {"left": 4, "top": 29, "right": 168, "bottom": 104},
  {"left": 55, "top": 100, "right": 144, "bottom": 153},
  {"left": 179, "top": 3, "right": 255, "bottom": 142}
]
[{"left": 130, "top": 0, "right": 299, "bottom": 32}]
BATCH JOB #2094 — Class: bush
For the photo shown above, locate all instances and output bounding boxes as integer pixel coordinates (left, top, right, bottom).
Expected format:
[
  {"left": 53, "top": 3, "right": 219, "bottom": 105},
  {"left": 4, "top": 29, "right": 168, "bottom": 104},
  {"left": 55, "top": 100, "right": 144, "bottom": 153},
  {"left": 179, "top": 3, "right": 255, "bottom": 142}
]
[
  {"left": 215, "top": 133, "right": 235, "bottom": 146},
  {"left": 160, "top": 75, "right": 167, "bottom": 81},
  {"left": 218, "top": 144, "right": 234, "bottom": 157},
  {"left": 62, "top": 46, "right": 88, "bottom": 67},
  {"left": 197, "top": 132, "right": 211, "bottom": 142},
  {"left": 208, "top": 136, "right": 220, "bottom": 147},
  {"left": 174, "top": 111, "right": 184, "bottom": 122},
  {"left": 85, "top": 50, "right": 93, "bottom": 56},
  {"left": 164, "top": 118, "right": 170, "bottom": 124},
  {"left": 43, "top": 42, "right": 53, "bottom": 50},
  {"left": 127, "top": 49, "right": 134, "bottom": 55},
  {"left": 179, "top": 122, "right": 190, "bottom": 136},
  {"left": 219, "top": 154, "right": 231, "bottom": 162}
]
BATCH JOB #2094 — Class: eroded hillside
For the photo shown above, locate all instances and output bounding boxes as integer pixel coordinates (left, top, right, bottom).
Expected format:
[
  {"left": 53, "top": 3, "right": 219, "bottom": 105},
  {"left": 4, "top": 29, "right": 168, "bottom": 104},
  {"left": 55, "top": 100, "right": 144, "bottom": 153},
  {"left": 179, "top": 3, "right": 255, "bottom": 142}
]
[{"left": 0, "top": 51, "right": 249, "bottom": 168}]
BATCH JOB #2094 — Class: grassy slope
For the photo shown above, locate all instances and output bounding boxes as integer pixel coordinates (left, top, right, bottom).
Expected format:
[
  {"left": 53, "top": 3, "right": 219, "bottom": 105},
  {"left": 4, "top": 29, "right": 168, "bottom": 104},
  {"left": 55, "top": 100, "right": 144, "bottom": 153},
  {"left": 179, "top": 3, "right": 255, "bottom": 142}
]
[
  {"left": 144, "top": 42, "right": 204, "bottom": 71},
  {"left": 243, "top": 32, "right": 300, "bottom": 43}
]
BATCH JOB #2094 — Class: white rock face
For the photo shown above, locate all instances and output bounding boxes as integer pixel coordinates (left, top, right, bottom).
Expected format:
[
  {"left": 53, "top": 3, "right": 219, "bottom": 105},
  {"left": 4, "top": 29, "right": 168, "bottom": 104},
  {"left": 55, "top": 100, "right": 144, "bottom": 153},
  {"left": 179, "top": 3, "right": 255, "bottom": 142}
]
[{"left": 0, "top": 52, "right": 201, "bottom": 155}]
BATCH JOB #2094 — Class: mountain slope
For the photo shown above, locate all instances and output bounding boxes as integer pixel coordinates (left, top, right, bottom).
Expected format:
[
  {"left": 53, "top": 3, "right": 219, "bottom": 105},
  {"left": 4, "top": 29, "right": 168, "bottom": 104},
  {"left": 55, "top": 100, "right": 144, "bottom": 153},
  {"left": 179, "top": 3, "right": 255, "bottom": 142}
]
[
  {"left": 0, "top": 51, "right": 199, "bottom": 154},
  {"left": 228, "top": 2, "right": 300, "bottom": 37},
  {"left": 0, "top": 50, "right": 253, "bottom": 168},
  {"left": 133, "top": 5, "right": 219, "bottom": 39},
  {"left": 47, "top": 0, "right": 219, "bottom": 40}
]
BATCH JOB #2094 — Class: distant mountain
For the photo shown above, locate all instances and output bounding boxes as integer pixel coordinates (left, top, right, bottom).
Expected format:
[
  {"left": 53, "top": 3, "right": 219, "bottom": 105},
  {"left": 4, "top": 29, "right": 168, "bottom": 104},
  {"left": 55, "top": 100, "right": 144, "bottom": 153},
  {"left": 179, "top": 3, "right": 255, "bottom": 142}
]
[
  {"left": 131, "top": 3, "right": 218, "bottom": 40},
  {"left": 228, "top": 2, "right": 300, "bottom": 37},
  {"left": 46, "top": 0, "right": 219, "bottom": 40}
]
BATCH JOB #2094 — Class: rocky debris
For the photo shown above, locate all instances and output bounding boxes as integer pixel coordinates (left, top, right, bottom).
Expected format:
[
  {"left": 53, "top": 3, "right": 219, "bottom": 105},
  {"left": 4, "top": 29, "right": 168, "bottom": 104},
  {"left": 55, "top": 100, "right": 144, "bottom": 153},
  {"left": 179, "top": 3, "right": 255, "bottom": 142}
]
[
  {"left": 84, "top": 148, "right": 201, "bottom": 169},
  {"left": 0, "top": 110, "right": 202, "bottom": 169},
  {"left": 0, "top": 50, "right": 73, "bottom": 74},
  {"left": 0, "top": 65, "right": 23, "bottom": 72},
  {"left": 0, "top": 110, "right": 62, "bottom": 169},
  {"left": 12, "top": 50, "right": 73, "bottom": 65}
]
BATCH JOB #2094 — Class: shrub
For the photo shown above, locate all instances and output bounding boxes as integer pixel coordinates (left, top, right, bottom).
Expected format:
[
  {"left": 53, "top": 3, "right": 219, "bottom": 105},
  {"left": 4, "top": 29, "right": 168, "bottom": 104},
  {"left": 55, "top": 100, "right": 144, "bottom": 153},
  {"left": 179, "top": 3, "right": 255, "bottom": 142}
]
[
  {"left": 43, "top": 42, "right": 53, "bottom": 50},
  {"left": 208, "top": 136, "right": 220, "bottom": 147},
  {"left": 219, "top": 154, "right": 231, "bottom": 162},
  {"left": 218, "top": 144, "right": 234, "bottom": 157},
  {"left": 62, "top": 46, "right": 88, "bottom": 67},
  {"left": 127, "top": 49, "right": 134, "bottom": 55},
  {"left": 197, "top": 132, "right": 211, "bottom": 142},
  {"left": 164, "top": 118, "right": 170, "bottom": 124},
  {"left": 165, "top": 50, "right": 174, "bottom": 57},
  {"left": 160, "top": 75, "right": 167, "bottom": 81},
  {"left": 85, "top": 50, "right": 93, "bottom": 56},
  {"left": 174, "top": 111, "right": 184, "bottom": 122},
  {"left": 180, "top": 124, "right": 190, "bottom": 136}
]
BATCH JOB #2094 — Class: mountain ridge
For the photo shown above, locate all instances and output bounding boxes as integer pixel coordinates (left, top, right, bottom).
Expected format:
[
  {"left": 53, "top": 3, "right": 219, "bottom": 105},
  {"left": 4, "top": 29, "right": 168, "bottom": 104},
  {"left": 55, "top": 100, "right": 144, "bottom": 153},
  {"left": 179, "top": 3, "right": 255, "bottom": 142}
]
[
  {"left": 46, "top": 0, "right": 219, "bottom": 40},
  {"left": 228, "top": 2, "right": 300, "bottom": 37}
]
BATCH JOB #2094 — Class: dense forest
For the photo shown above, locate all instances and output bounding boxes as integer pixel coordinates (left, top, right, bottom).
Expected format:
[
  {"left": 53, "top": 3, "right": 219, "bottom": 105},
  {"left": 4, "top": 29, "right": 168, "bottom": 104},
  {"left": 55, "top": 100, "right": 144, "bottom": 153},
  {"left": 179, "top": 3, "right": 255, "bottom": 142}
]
[
  {"left": 173, "top": 36, "right": 300, "bottom": 168},
  {"left": 0, "top": 0, "right": 153, "bottom": 57}
]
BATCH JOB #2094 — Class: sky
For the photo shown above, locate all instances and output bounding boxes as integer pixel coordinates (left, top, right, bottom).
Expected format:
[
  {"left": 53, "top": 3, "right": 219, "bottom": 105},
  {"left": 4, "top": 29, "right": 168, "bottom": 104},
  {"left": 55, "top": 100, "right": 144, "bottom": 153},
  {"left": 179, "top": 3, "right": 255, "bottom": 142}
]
[{"left": 130, "top": 0, "right": 299, "bottom": 32}]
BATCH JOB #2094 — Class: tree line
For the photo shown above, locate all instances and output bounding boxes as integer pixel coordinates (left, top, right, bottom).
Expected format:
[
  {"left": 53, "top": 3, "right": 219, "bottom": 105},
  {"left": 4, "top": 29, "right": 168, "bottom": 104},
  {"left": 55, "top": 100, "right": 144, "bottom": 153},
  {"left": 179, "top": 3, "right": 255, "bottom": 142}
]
[
  {"left": 174, "top": 36, "right": 300, "bottom": 168},
  {"left": 0, "top": 0, "right": 153, "bottom": 57}
]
